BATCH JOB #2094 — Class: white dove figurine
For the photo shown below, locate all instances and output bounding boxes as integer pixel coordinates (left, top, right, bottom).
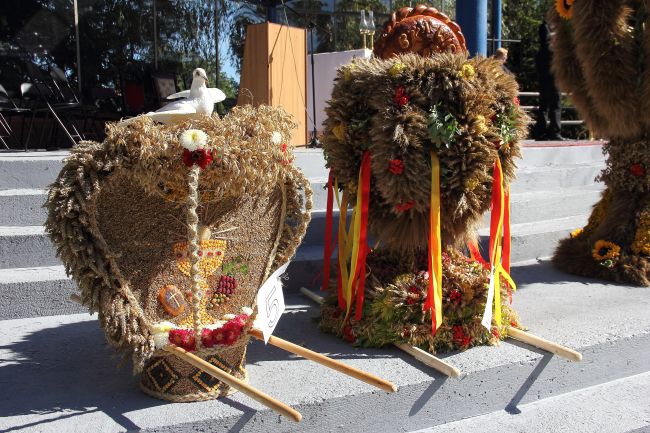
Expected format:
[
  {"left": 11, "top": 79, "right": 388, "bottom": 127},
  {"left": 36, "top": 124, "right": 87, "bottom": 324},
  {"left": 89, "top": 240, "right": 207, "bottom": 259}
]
[{"left": 119, "top": 68, "right": 226, "bottom": 125}]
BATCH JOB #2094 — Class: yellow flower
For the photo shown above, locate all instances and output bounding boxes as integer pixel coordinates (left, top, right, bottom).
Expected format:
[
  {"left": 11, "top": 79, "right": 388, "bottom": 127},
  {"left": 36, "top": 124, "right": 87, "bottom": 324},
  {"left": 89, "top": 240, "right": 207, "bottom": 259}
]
[
  {"left": 460, "top": 63, "right": 475, "bottom": 80},
  {"left": 592, "top": 240, "right": 621, "bottom": 261},
  {"left": 474, "top": 115, "right": 488, "bottom": 134},
  {"left": 556, "top": 0, "right": 574, "bottom": 20},
  {"left": 464, "top": 178, "right": 479, "bottom": 190},
  {"left": 631, "top": 212, "right": 650, "bottom": 255},
  {"left": 570, "top": 228, "right": 583, "bottom": 238},
  {"left": 332, "top": 124, "right": 346, "bottom": 141},
  {"left": 342, "top": 65, "right": 356, "bottom": 81},
  {"left": 389, "top": 62, "right": 406, "bottom": 77},
  {"left": 151, "top": 321, "right": 176, "bottom": 334},
  {"left": 180, "top": 129, "right": 208, "bottom": 151}
]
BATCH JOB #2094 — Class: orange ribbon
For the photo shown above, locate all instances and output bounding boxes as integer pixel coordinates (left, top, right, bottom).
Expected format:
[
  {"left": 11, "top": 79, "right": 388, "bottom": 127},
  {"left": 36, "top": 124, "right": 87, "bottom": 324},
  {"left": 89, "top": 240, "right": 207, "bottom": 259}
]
[{"left": 424, "top": 153, "right": 443, "bottom": 333}]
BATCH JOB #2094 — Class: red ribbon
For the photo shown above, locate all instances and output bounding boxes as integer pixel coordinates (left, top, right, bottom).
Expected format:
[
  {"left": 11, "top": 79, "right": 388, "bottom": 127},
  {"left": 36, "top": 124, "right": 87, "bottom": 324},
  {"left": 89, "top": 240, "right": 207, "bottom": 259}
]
[
  {"left": 354, "top": 151, "right": 371, "bottom": 321},
  {"left": 321, "top": 172, "right": 335, "bottom": 292},
  {"left": 467, "top": 241, "right": 490, "bottom": 269},
  {"left": 489, "top": 160, "right": 503, "bottom": 262}
]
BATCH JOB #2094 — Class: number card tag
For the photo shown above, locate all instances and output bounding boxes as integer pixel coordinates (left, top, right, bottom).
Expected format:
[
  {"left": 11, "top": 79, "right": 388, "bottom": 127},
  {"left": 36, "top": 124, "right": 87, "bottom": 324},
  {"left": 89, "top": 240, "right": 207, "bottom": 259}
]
[{"left": 254, "top": 262, "right": 289, "bottom": 343}]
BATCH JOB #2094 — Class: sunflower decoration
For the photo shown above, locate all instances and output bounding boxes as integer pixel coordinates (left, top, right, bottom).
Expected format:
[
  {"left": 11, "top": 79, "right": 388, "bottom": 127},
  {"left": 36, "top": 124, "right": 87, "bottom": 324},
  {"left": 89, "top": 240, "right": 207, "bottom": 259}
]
[
  {"left": 556, "top": 0, "right": 574, "bottom": 20},
  {"left": 592, "top": 240, "right": 621, "bottom": 264}
]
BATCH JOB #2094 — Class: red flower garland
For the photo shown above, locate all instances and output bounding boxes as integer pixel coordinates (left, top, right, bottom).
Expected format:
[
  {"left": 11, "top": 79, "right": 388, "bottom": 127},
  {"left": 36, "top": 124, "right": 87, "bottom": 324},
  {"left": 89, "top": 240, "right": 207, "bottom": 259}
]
[
  {"left": 169, "top": 329, "right": 196, "bottom": 351},
  {"left": 395, "top": 201, "right": 415, "bottom": 212},
  {"left": 389, "top": 159, "right": 405, "bottom": 174},
  {"left": 630, "top": 163, "right": 646, "bottom": 177},
  {"left": 182, "top": 148, "right": 213, "bottom": 169},
  {"left": 393, "top": 86, "right": 410, "bottom": 107},
  {"left": 452, "top": 325, "right": 471, "bottom": 347}
]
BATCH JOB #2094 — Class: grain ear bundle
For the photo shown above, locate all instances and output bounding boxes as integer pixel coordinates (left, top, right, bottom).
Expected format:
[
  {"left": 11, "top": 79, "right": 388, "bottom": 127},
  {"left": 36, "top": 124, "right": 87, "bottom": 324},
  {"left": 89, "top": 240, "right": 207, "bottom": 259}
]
[{"left": 549, "top": 1, "right": 650, "bottom": 286}]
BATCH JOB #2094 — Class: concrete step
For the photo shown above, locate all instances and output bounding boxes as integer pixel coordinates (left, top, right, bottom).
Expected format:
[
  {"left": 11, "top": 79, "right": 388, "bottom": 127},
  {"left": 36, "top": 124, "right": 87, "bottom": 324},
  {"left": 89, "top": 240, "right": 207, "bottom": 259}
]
[
  {"left": 0, "top": 260, "right": 648, "bottom": 433},
  {"left": 478, "top": 214, "right": 588, "bottom": 263},
  {"left": 0, "top": 150, "right": 67, "bottom": 189},
  {"left": 0, "top": 226, "right": 59, "bottom": 269},
  {"left": 0, "top": 266, "right": 82, "bottom": 320},
  {"left": 519, "top": 142, "right": 605, "bottom": 166},
  {"left": 0, "top": 212, "right": 588, "bottom": 313},
  {"left": 413, "top": 372, "right": 650, "bottom": 433},
  {"left": 497, "top": 185, "right": 602, "bottom": 225},
  {"left": 510, "top": 162, "right": 604, "bottom": 193},
  {"left": 0, "top": 145, "right": 605, "bottom": 191},
  {"left": 0, "top": 189, "right": 48, "bottom": 226},
  {"left": 304, "top": 185, "right": 602, "bottom": 247}
]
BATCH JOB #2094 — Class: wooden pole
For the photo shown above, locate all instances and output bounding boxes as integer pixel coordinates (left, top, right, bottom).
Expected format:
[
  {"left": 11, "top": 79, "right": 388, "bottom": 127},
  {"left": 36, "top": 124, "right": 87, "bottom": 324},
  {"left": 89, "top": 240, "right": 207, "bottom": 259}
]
[
  {"left": 164, "top": 345, "right": 302, "bottom": 422},
  {"left": 394, "top": 343, "right": 461, "bottom": 378},
  {"left": 508, "top": 328, "right": 583, "bottom": 362},
  {"left": 250, "top": 329, "right": 397, "bottom": 393},
  {"left": 299, "top": 287, "right": 463, "bottom": 378}
]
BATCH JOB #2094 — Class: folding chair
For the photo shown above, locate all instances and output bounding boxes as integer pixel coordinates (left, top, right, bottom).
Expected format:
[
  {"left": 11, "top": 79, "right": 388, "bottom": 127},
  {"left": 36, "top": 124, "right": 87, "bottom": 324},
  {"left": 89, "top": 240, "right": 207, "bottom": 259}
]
[
  {"left": 23, "top": 62, "right": 84, "bottom": 149},
  {"left": 0, "top": 84, "right": 32, "bottom": 150}
]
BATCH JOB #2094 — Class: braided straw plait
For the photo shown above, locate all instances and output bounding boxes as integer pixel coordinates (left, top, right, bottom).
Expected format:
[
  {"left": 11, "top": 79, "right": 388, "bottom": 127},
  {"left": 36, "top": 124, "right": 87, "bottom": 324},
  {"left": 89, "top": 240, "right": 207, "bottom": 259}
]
[{"left": 186, "top": 165, "right": 203, "bottom": 346}]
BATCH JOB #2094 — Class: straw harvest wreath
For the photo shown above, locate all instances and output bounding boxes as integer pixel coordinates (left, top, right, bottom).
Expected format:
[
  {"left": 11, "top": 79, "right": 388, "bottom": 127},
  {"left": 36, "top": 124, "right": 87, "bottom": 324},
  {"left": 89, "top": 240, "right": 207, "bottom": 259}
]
[
  {"left": 548, "top": 0, "right": 650, "bottom": 286},
  {"left": 316, "top": 5, "right": 532, "bottom": 354},
  {"left": 45, "top": 106, "right": 316, "bottom": 402}
]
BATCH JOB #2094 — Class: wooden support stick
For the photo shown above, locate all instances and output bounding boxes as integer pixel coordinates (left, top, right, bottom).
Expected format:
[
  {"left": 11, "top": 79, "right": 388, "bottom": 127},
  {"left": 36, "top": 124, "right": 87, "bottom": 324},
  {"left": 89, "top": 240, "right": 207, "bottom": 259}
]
[
  {"left": 299, "top": 287, "right": 462, "bottom": 378},
  {"left": 300, "top": 286, "right": 324, "bottom": 304},
  {"left": 164, "top": 345, "right": 302, "bottom": 422},
  {"left": 508, "top": 328, "right": 583, "bottom": 362},
  {"left": 393, "top": 343, "right": 461, "bottom": 378},
  {"left": 250, "top": 328, "right": 397, "bottom": 393}
]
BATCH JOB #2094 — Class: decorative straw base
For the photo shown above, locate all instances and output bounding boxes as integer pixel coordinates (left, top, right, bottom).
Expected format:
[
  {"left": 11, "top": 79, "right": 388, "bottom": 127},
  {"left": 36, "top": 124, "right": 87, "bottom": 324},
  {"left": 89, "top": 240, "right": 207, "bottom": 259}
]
[
  {"left": 319, "top": 247, "right": 521, "bottom": 353},
  {"left": 140, "top": 346, "right": 248, "bottom": 402}
]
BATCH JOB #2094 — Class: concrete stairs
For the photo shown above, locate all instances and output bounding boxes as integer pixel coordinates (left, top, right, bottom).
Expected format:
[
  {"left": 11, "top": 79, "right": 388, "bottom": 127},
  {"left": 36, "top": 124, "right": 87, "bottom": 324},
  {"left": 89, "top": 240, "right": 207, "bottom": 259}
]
[{"left": 2, "top": 143, "right": 649, "bottom": 432}]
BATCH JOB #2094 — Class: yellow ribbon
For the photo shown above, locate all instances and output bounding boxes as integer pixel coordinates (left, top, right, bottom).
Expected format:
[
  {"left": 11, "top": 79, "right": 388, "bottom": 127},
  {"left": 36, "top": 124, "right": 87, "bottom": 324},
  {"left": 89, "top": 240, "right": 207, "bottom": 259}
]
[
  {"left": 335, "top": 178, "right": 364, "bottom": 321},
  {"left": 487, "top": 161, "right": 516, "bottom": 328},
  {"left": 429, "top": 152, "right": 443, "bottom": 330}
]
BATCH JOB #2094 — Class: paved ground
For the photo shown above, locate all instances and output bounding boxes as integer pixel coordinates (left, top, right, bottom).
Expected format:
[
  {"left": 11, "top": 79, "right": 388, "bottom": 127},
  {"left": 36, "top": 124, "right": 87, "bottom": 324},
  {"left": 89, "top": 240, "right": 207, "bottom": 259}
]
[
  {"left": 1, "top": 260, "right": 649, "bottom": 433},
  {"left": 415, "top": 372, "right": 650, "bottom": 433}
]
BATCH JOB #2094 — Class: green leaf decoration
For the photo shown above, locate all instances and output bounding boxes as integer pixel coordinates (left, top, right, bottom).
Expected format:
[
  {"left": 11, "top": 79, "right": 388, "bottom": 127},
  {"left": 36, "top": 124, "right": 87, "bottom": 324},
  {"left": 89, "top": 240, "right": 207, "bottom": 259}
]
[
  {"left": 427, "top": 105, "right": 460, "bottom": 148},
  {"left": 496, "top": 105, "right": 518, "bottom": 145}
]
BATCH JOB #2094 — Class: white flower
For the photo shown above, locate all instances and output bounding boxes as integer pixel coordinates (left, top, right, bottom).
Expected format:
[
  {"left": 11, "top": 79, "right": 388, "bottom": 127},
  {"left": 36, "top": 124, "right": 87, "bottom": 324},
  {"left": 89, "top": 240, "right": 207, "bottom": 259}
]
[
  {"left": 180, "top": 129, "right": 208, "bottom": 151},
  {"left": 241, "top": 306, "right": 253, "bottom": 316},
  {"left": 202, "top": 321, "right": 226, "bottom": 330},
  {"left": 223, "top": 313, "right": 236, "bottom": 320},
  {"left": 150, "top": 321, "right": 176, "bottom": 334},
  {"left": 153, "top": 332, "right": 170, "bottom": 349},
  {"left": 271, "top": 131, "right": 282, "bottom": 145}
]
